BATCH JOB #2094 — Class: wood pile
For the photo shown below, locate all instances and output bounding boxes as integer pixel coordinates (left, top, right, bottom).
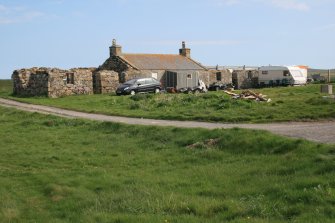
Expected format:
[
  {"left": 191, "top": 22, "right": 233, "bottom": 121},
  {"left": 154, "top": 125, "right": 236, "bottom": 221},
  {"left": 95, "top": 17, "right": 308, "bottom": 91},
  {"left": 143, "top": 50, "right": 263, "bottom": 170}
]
[{"left": 223, "top": 90, "right": 271, "bottom": 102}]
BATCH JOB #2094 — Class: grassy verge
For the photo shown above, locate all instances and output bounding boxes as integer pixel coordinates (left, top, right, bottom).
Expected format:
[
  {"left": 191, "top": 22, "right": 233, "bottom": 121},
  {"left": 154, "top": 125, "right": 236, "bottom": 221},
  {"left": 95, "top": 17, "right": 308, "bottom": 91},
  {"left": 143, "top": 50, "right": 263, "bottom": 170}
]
[
  {"left": 1, "top": 80, "right": 334, "bottom": 123},
  {"left": 0, "top": 79, "right": 12, "bottom": 96},
  {"left": 0, "top": 106, "right": 334, "bottom": 222}
]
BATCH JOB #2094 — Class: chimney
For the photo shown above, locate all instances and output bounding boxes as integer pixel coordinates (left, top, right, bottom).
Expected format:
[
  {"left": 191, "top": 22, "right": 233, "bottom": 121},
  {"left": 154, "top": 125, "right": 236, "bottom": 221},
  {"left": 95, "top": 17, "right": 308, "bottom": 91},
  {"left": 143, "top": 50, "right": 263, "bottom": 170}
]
[
  {"left": 110, "top": 39, "right": 122, "bottom": 57},
  {"left": 179, "top": 41, "right": 191, "bottom": 58}
]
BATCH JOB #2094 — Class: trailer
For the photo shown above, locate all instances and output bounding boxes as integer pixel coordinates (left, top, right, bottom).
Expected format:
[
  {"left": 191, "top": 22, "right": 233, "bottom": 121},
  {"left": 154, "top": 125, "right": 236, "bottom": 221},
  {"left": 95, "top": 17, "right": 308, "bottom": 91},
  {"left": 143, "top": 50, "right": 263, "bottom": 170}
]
[
  {"left": 258, "top": 66, "right": 307, "bottom": 86},
  {"left": 164, "top": 71, "right": 199, "bottom": 89},
  {"left": 163, "top": 71, "right": 206, "bottom": 93}
]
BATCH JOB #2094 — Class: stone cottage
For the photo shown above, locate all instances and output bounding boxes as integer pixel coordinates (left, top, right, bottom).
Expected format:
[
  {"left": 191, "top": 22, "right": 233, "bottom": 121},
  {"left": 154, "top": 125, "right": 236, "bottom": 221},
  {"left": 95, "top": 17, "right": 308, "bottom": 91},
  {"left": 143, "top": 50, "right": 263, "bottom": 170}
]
[
  {"left": 206, "top": 66, "right": 233, "bottom": 86},
  {"left": 98, "top": 40, "right": 213, "bottom": 88},
  {"left": 12, "top": 67, "right": 95, "bottom": 98},
  {"left": 232, "top": 69, "right": 259, "bottom": 89}
]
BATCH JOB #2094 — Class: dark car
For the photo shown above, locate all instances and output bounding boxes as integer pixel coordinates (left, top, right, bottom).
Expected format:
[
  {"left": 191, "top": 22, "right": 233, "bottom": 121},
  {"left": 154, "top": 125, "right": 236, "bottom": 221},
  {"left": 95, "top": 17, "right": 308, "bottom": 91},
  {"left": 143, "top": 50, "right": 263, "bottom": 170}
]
[{"left": 116, "top": 77, "right": 162, "bottom": 95}]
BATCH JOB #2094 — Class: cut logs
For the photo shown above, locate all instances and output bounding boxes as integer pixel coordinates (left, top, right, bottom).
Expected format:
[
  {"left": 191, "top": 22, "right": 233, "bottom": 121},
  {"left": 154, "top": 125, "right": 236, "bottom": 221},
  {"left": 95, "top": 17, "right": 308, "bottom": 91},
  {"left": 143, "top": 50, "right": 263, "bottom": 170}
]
[{"left": 224, "top": 90, "right": 271, "bottom": 102}]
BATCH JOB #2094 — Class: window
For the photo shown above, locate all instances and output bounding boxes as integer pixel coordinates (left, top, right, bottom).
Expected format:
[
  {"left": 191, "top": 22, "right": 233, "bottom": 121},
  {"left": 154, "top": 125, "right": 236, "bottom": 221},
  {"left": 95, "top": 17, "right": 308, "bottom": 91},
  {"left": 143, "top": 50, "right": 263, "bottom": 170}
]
[
  {"left": 248, "top": 71, "right": 253, "bottom": 79},
  {"left": 262, "top": 71, "right": 268, "bottom": 75},
  {"left": 151, "top": 72, "right": 158, "bottom": 79},
  {"left": 283, "top": 71, "right": 290, "bottom": 77},
  {"left": 187, "top": 74, "right": 192, "bottom": 79},
  {"left": 216, "top": 72, "right": 222, "bottom": 81},
  {"left": 145, "top": 78, "right": 153, "bottom": 84},
  {"left": 136, "top": 79, "right": 145, "bottom": 85},
  {"left": 66, "top": 73, "right": 74, "bottom": 84},
  {"left": 120, "top": 72, "right": 126, "bottom": 83}
]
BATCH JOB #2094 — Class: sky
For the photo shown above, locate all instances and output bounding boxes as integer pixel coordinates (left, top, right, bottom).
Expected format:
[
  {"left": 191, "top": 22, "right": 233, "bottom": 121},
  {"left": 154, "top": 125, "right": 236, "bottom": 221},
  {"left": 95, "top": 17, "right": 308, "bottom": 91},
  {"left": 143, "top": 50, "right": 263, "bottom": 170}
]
[{"left": 0, "top": 0, "right": 334, "bottom": 79}]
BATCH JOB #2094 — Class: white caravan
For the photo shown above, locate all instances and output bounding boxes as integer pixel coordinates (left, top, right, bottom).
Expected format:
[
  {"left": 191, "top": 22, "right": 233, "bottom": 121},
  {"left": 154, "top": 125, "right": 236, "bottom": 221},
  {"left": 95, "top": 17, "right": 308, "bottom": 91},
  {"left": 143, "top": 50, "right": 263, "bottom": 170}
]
[{"left": 258, "top": 66, "right": 308, "bottom": 86}]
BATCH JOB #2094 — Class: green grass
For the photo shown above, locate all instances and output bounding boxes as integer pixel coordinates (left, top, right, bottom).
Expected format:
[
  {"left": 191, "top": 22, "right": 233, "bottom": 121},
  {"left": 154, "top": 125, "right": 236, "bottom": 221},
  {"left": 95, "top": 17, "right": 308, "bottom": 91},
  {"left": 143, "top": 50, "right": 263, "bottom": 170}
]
[
  {"left": 0, "top": 106, "right": 334, "bottom": 222},
  {"left": 0, "top": 79, "right": 12, "bottom": 97},
  {"left": 1, "top": 80, "right": 335, "bottom": 123}
]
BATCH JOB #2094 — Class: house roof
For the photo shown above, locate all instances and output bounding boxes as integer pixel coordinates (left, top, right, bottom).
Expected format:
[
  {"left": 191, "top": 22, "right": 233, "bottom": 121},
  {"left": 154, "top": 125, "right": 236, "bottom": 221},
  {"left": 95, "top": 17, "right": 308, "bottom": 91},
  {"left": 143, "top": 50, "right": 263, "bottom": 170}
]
[{"left": 120, "top": 54, "right": 206, "bottom": 71}]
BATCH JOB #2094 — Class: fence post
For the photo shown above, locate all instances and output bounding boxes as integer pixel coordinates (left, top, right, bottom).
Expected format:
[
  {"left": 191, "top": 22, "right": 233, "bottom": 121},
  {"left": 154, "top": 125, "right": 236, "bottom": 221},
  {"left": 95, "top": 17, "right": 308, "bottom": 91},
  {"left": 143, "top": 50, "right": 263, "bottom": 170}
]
[{"left": 328, "top": 69, "right": 331, "bottom": 83}]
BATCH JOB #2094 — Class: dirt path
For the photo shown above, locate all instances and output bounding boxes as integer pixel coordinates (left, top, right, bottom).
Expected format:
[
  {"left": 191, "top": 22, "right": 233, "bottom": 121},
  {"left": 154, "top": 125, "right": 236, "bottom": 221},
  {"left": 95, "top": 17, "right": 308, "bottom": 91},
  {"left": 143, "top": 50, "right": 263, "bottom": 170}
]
[{"left": 1, "top": 98, "right": 334, "bottom": 144}]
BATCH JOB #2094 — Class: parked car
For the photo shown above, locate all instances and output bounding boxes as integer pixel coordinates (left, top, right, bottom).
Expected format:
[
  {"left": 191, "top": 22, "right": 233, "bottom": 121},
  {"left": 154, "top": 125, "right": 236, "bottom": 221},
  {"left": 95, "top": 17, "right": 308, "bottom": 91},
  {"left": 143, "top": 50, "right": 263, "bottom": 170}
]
[
  {"left": 208, "top": 82, "right": 234, "bottom": 91},
  {"left": 116, "top": 78, "right": 162, "bottom": 95}
]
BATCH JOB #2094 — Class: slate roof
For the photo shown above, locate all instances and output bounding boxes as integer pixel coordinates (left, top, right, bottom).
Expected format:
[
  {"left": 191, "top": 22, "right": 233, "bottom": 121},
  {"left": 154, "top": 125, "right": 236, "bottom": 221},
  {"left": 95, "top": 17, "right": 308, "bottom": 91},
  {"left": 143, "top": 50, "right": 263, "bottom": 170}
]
[{"left": 120, "top": 54, "right": 206, "bottom": 71}]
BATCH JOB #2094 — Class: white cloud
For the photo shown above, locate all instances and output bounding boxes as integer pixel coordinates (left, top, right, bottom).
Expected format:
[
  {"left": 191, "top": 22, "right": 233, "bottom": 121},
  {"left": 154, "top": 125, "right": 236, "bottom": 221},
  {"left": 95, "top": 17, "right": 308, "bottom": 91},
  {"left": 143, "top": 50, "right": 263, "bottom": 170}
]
[
  {"left": 268, "top": 0, "right": 310, "bottom": 11},
  {"left": 216, "top": 0, "right": 311, "bottom": 11},
  {"left": 0, "top": 4, "right": 45, "bottom": 25}
]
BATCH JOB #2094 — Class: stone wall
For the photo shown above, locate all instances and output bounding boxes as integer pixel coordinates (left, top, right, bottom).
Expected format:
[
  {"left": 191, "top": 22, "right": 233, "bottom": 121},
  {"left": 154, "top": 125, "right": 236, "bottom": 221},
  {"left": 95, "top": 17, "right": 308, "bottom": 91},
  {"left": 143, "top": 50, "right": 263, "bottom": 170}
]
[
  {"left": 93, "top": 70, "right": 119, "bottom": 94},
  {"left": 12, "top": 67, "right": 95, "bottom": 98},
  {"left": 48, "top": 68, "right": 95, "bottom": 98},
  {"left": 206, "top": 69, "right": 232, "bottom": 86},
  {"left": 99, "top": 56, "right": 130, "bottom": 82},
  {"left": 232, "top": 70, "right": 259, "bottom": 89},
  {"left": 12, "top": 68, "right": 49, "bottom": 97}
]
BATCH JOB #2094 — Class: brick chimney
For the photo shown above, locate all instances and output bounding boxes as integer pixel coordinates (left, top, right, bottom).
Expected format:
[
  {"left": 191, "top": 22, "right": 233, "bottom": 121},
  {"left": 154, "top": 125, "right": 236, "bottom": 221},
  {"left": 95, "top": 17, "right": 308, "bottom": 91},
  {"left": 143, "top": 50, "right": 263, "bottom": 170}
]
[
  {"left": 179, "top": 41, "right": 191, "bottom": 58},
  {"left": 110, "top": 39, "right": 122, "bottom": 57}
]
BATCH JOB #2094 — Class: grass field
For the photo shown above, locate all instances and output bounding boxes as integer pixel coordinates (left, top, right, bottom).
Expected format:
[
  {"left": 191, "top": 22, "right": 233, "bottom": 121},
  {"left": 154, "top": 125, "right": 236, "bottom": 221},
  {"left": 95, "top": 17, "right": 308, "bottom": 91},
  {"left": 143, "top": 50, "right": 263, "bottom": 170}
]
[
  {"left": 1, "top": 80, "right": 334, "bottom": 123},
  {"left": 0, "top": 106, "right": 334, "bottom": 222},
  {"left": 0, "top": 79, "right": 12, "bottom": 97}
]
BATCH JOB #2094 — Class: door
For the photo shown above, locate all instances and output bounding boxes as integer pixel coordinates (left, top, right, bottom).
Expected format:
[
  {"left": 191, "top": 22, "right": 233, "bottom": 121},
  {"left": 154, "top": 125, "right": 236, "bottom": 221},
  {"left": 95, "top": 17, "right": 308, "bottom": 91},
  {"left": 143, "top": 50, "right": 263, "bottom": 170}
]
[{"left": 136, "top": 79, "right": 146, "bottom": 93}]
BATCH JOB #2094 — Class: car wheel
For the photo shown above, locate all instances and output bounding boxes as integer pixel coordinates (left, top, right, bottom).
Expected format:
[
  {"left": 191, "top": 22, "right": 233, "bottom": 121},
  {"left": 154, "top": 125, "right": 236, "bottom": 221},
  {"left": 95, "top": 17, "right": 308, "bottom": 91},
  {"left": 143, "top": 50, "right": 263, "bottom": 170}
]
[
  {"left": 130, "top": 90, "right": 136, "bottom": 95},
  {"left": 155, "top": 88, "right": 160, "bottom": 94},
  {"left": 215, "top": 86, "right": 220, "bottom": 91}
]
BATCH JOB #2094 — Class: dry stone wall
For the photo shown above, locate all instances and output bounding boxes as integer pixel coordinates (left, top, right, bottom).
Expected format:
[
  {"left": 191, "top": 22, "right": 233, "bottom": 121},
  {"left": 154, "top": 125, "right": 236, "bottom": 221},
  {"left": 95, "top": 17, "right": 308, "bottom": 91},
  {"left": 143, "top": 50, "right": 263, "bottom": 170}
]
[
  {"left": 12, "top": 67, "right": 95, "bottom": 98},
  {"left": 93, "top": 70, "right": 119, "bottom": 94},
  {"left": 12, "top": 68, "right": 49, "bottom": 97}
]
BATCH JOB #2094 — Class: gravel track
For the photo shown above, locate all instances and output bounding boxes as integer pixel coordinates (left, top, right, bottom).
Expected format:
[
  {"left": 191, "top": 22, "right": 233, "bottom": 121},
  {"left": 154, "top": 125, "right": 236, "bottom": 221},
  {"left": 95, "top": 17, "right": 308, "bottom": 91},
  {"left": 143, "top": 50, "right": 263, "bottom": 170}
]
[{"left": 0, "top": 98, "right": 334, "bottom": 144}]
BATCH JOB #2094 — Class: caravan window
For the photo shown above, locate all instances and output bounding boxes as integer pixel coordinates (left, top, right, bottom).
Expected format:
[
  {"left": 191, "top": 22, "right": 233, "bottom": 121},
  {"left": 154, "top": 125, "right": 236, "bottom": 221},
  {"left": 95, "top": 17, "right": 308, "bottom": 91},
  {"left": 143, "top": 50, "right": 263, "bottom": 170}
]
[
  {"left": 262, "top": 71, "right": 268, "bottom": 75},
  {"left": 283, "top": 71, "right": 290, "bottom": 77}
]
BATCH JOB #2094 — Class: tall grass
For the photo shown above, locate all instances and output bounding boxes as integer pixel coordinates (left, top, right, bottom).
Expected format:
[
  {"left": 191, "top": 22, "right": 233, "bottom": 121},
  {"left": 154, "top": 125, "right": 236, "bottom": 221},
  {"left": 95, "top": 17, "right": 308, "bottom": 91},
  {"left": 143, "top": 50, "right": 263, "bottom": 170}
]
[{"left": 0, "top": 106, "right": 334, "bottom": 222}]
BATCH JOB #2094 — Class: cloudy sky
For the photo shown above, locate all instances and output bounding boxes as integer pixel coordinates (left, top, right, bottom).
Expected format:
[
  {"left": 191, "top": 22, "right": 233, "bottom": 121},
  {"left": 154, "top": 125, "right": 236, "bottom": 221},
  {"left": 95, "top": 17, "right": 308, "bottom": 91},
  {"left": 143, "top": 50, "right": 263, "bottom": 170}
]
[{"left": 0, "top": 0, "right": 334, "bottom": 78}]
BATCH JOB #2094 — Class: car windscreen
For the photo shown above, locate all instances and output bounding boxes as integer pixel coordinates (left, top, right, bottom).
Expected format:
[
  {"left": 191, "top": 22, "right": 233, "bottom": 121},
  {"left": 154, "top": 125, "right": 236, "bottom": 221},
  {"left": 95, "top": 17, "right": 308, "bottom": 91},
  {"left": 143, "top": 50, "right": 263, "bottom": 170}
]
[{"left": 124, "top": 79, "right": 137, "bottom": 85}]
